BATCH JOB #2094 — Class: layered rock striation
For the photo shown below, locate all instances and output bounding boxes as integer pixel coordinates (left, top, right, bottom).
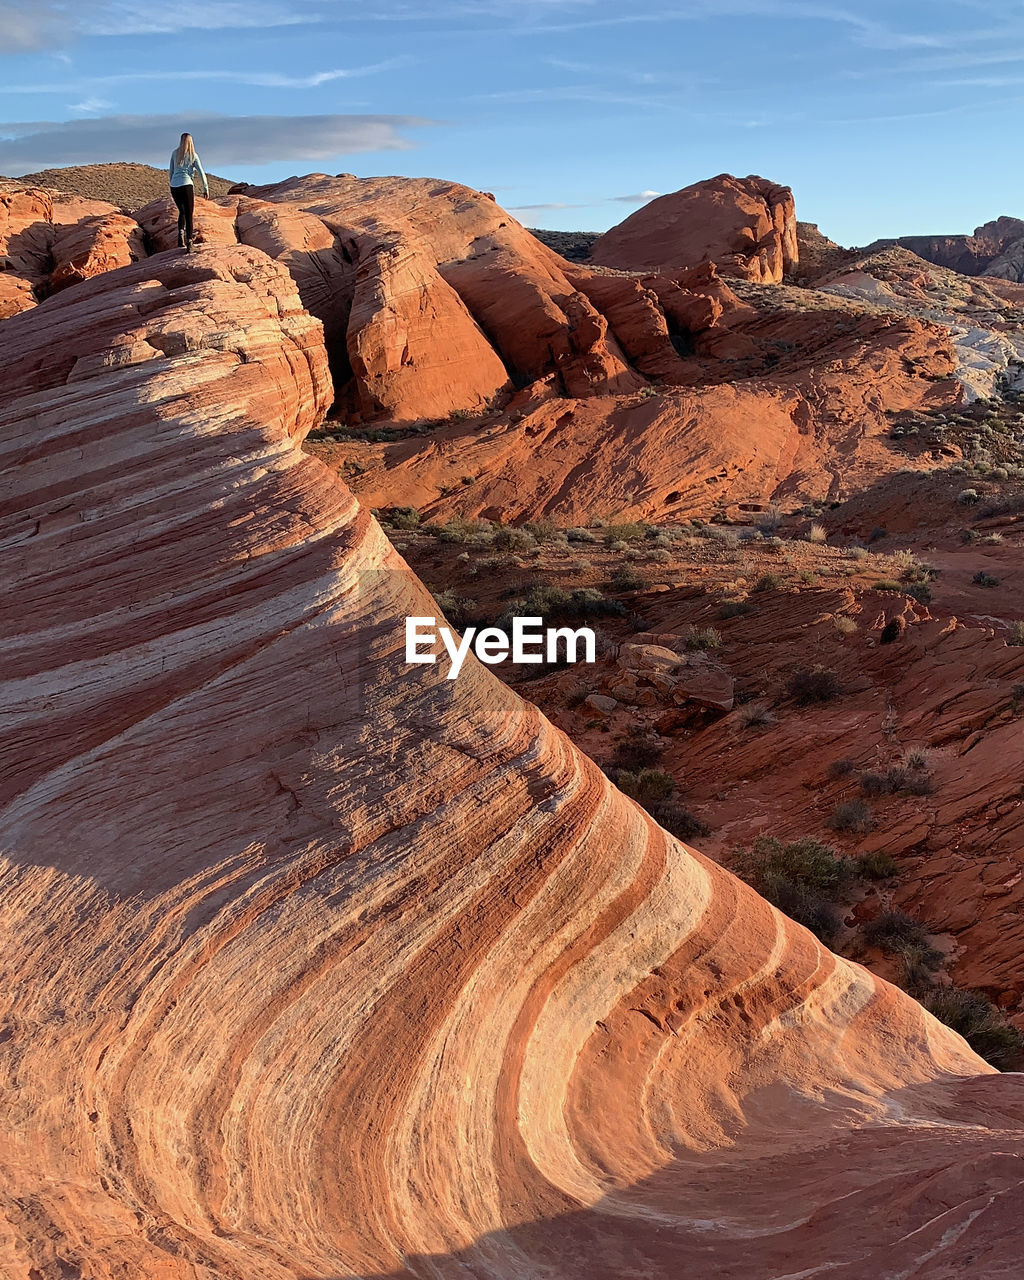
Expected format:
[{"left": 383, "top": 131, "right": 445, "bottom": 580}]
[{"left": 1, "top": 245, "right": 1023, "bottom": 1279}]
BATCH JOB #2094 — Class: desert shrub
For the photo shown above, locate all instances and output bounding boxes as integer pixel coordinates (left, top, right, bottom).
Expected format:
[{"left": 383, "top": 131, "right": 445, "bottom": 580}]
[
  {"left": 807, "top": 521, "right": 827, "bottom": 544},
  {"left": 379, "top": 505, "right": 421, "bottom": 530},
  {"left": 957, "top": 488, "right": 981, "bottom": 505},
  {"left": 524, "top": 518, "right": 559, "bottom": 543},
  {"left": 491, "top": 525, "right": 536, "bottom": 551},
  {"left": 906, "top": 583, "right": 932, "bottom": 604},
  {"left": 435, "top": 517, "right": 488, "bottom": 544},
  {"left": 756, "top": 504, "right": 783, "bottom": 533},
  {"left": 827, "top": 799, "right": 873, "bottom": 834},
  {"left": 617, "top": 768, "right": 676, "bottom": 807},
  {"left": 603, "top": 522, "right": 647, "bottom": 546},
  {"left": 732, "top": 835, "right": 856, "bottom": 943},
  {"left": 847, "top": 545, "right": 869, "bottom": 561},
  {"left": 753, "top": 573, "right": 784, "bottom": 593},
  {"left": 611, "top": 737, "right": 664, "bottom": 770},
  {"left": 606, "top": 566, "right": 650, "bottom": 592},
  {"left": 685, "top": 625, "right": 723, "bottom": 651},
  {"left": 860, "top": 765, "right": 934, "bottom": 798},
  {"left": 563, "top": 589, "right": 627, "bottom": 620},
  {"left": 872, "top": 579, "right": 902, "bottom": 592},
  {"left": 880, "top": 616, "right": 907, "bottom": 645},
  {"left": 734, "top": 835, "right": 857, "bottom": 899},
  {"left": 863, "top": 910, "right": 932, "bottom": 953},
  {"left": 868, "top": 526, "right": 888, "bottom": 543},
  {"left": 787, "top": 666, "right": 842, "bottom": 704},
  {"left": 973, "top": 570, "right": 1000, "bottom": 587},
  {"left": 1008, "top": 621, "right": 1024, "bottom": 645},
  {"left": 903, "top": 747, "right": 930, "bottom": 772},
  {"left": 738, "top": 702, "right": 776, "bottom": 728},
  {"left": 922, "top": 989, "right": 1024, "bottom": 1071},
  {"left": 566, "top": 527, "right": 599, "bottom": 543},
  {"left": 718, "top": 600, "right": 754, "bottom": 619},
  {"left": 827, "top": 758, "right": 857, "bottom": 780},
  {"left": 431, "top": 589, "right": 478, "bottom": 629},
  {"left": 834, "top": 615, "right": 858, "bottom": 635},
  {"left": 649, "top": 802, "right": 710, "bottom": 841},
  {"left": 857, "top": 850, "right": 900, "bottom": 880},
  {"left": 496, "top": 585, "right": 625, "bottom": 629}
]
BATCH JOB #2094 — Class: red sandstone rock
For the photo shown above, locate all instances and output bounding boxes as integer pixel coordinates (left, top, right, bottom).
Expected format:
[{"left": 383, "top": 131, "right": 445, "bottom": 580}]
[
  {"left": 591, "top": 173, "right": 799, "bottom": 282},
  {"left": 2, "top": 246, "right": 1024, "bottom": 1279}
]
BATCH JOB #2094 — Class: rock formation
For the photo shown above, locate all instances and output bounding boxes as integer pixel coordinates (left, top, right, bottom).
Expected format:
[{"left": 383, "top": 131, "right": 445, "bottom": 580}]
[
  {"left": 590, "top": 174, "right": 799, "bottom": 282},
  {"left": 3, "top": 245, "right": 1024, "bottom": 1278},
  {"left": 868, "top": 216, "right": 1024, "bottom": 282},
  {"left": 0, "top": 181, "right": 142, "bottom": 317}
]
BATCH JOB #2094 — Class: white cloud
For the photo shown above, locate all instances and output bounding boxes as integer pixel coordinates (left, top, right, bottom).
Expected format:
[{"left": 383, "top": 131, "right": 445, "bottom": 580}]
[
  {"left": 0, "top": 112, "right": 435, "bottom": 173},
  {"left": 611, "top": 189, "right": 660, "bottom": 203},
  {"left": 508, "top": 201, "right": 587, "bottom": 211},
  {"left": 0, "top": 59, "right": 408, "bottom": 95},
  {"left": 69, "top": 97, "right": 114, "bottom": 114}
]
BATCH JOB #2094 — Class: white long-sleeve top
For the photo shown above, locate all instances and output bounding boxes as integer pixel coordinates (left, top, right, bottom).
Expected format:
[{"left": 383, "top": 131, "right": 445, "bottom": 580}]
[{"left": 168, "top": 150, "right": 209, "bottom": 196}]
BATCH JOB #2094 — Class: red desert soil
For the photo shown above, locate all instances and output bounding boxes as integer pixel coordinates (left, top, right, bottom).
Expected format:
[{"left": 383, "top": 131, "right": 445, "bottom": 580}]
[{"left": 2, "top": 166, "right": 1024, "bottom": 1278}]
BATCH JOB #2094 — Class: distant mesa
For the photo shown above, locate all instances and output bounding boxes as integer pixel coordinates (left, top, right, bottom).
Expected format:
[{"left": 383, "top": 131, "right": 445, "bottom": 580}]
[
  {"left": 590, "top": 173, "right": 799, "bottom": 284},
  {"left": 865, "top": 216, "right": 1024, "bottom": 284}
]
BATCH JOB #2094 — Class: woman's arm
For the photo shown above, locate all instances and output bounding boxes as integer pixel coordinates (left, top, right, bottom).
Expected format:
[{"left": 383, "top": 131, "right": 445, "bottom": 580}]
[{"left": 195, "top": 156, "right": 209, "bottom": 198}]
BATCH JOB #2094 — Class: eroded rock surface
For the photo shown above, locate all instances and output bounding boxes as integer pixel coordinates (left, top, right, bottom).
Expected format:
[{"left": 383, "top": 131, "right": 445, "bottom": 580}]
[
  {"left": 2, "top": 248, "right": 1024, "bottom": 1278},
  {"left": 591, "top": 173, "right": 799, "bottom": 282}
]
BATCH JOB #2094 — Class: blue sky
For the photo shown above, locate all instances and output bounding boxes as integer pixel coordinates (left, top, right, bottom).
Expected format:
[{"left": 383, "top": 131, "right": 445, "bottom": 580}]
[{"left": 1, "top": 0, "right": 1023, "bottom": 244}]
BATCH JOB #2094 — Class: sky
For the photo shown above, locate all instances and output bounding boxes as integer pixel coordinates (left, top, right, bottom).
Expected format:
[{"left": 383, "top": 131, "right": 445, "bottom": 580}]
[{"left": 1, "top": 0, "right": 1023, "bottom": 244}]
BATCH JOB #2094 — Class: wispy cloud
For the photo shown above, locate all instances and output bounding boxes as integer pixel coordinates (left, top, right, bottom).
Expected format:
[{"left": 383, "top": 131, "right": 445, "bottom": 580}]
[
  {"left": 0, "top": 59, "right": 408, "bottom": 95},
  {"left": 69, "top": 97, "right": 114, "bottom": 114},
  {"left": 477, "top": 86, "right": 671, "bottom": 109},
  {"left": 508, "top": 201, "right": 587, "bottom": 211},
  {"left": 611, "top": 189, "right": 660, "bottom": 203},
  {"left": 0, "top": 0, "right": 321, "bottom": 53},
  {"left": 0, "top": 112, "right": 435, "bottom": 173}
]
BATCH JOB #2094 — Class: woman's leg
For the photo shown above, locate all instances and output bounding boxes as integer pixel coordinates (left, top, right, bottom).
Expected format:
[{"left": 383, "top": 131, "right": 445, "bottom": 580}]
[
  {"left": 181, "top": 185, "right": 195, "bottom": 248},
  {"left": 170, "top": 186, "right": 188, "bottom": 246}
]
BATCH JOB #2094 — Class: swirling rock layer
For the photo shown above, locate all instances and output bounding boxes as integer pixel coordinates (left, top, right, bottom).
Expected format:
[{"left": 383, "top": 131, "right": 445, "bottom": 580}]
[{"left": 2, "top": 246, "right": 1024, "bottom": 1278}]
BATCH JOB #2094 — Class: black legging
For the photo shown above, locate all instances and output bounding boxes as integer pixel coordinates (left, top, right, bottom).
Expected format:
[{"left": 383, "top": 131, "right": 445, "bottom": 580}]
[{"left": 170, "top": 184, "right": 195, "bottom": 245}]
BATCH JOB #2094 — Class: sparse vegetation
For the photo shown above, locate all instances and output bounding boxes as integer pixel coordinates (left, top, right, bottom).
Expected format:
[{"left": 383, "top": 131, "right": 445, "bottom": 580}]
[
  {"left": 732, "top": 835, "right": 857, "bottom": 943},
  {"left": 753, "top": 573, "right": 784, "bottom": 593},
  {"left": 973, "top": 570, "right": 1000, "bottom": 588},
  {"left": 738, "top": 702, "right": 776, "bottom": 729},
  {"left": 649, "top": 802, "right": 710, "bottom": 841},
  {"left": 857, "top": 851, "right": 900, "bottom": 880},
  {"left": 718, "top": 600, "right": 754, "bottom": 619},
  {"left": 807, "top": 521, "right": 827, "bottom": 544},
  {"left": 616, "top": 768, "right": 676, "bottom": 807},
  {"left": 787, "top": 667, "right": 842, "bottom": 705},
  {"left": 1008, "top": 621, "right": 1024, "bottom": 646},
  {"left": 922, "top": 988, "right": 1024, "bottom": 1071},
  {"left": 827, "top": 799, "right": 873, "bottom": 834},
  {"left": 684, "top": 625, "right": 723, "bottom": 651},
  {"left": 606, "top": 565, "right": 650, "bottom": 593}
]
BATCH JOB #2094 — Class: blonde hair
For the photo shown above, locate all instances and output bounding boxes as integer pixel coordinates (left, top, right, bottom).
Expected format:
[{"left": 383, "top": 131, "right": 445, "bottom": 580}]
[{"left": 176, "top": 133, "right": 196, "bottom": 165}]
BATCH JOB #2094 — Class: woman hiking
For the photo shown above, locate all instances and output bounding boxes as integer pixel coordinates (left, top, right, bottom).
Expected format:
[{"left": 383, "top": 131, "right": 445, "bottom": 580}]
[{"left": 168, "top": 132, "right": 209, "bottom": 252}]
